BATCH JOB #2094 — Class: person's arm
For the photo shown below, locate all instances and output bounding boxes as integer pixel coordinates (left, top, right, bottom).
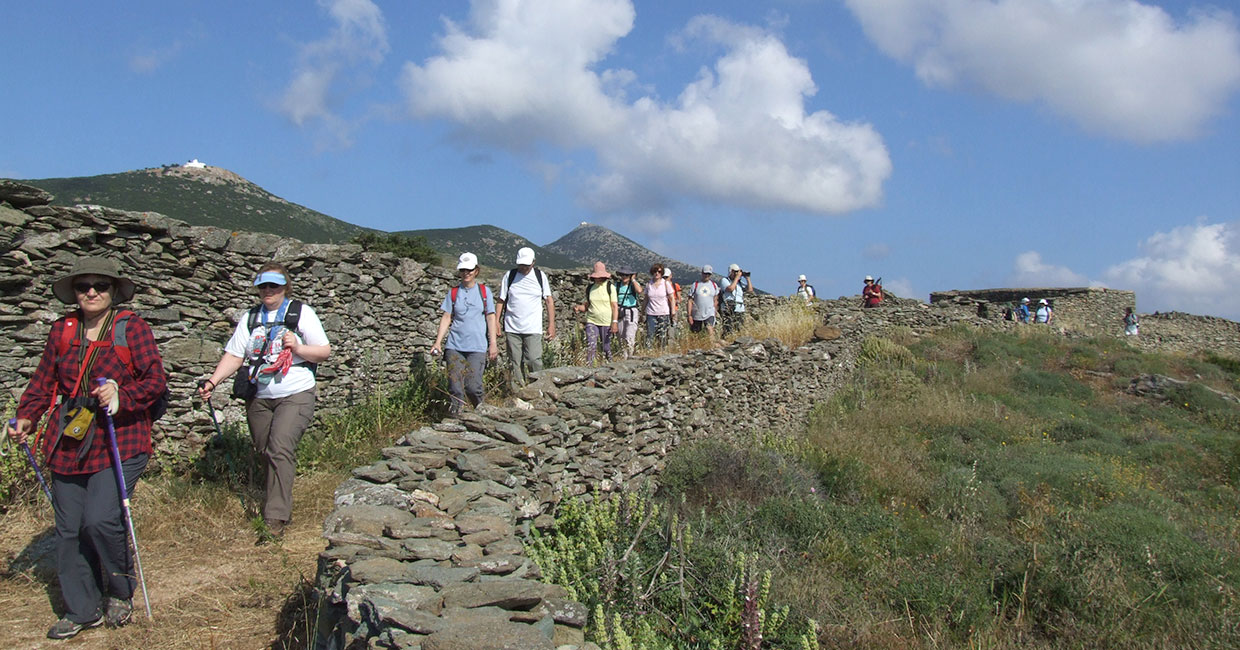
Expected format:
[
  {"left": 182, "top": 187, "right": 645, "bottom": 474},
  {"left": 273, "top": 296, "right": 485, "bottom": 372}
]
[
  {"left": 430, "top": 311, "right": 452, "bottom": 355},
  {"left": 609, "top": 287, "right": 619, "bottom": 333},
  {"left": 688, "top": 293, "right": 696, "bottom": 322},
  {"left": 11, "top": 323, "right": 63, "bottom": 444},
  {"left": 744, "top": 277, "right": 755, "bottom": 293},
  {"left": 486, "top": 311, "right": 499, "bottom": 361},
  {"left": 93, "top": 316, "right": 167, "bottom": 416},
  {"left": 544, "top": 295, "right": 557, "bottom": 340},
  {"left": 199, "top": 353, "right": 245, "bottom": 400},
  {"left": 282, "top": 307, "right": 331, "bottom": 364},
  {"left": 495, "top": 272, "right": 508, "bottom": 332}
]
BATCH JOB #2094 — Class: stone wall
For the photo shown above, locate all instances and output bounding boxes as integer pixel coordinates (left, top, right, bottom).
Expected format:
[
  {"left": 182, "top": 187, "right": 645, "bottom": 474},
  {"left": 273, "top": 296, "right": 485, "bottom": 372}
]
[
  {"left": 930, "top": 287, "right": 1136, "bottom": 333},
  {"left": 308, "top": 297, "right": 995, "bottom": 649}
]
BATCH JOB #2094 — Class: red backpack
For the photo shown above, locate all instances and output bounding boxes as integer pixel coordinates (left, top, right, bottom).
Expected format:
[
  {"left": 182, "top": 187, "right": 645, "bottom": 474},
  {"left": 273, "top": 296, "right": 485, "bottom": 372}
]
[{"left": 55, "top": 309, "right": 169, "bottom": 420}]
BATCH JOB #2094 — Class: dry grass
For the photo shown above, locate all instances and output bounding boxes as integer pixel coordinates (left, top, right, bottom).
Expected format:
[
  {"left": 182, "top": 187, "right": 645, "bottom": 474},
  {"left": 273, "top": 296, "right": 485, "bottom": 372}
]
[{"left": 0, "top": 471, "right": 340, "bottom": 650}]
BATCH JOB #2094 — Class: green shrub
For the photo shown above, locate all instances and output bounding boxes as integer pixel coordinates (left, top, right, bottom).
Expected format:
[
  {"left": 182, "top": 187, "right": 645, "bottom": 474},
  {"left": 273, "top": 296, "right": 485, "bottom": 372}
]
[
  {"left": 349, "top": 232, "right": 439, "bottom": 264},
  {"left": 1012, "top": 368, "right": 1094, "bottom": 401}
]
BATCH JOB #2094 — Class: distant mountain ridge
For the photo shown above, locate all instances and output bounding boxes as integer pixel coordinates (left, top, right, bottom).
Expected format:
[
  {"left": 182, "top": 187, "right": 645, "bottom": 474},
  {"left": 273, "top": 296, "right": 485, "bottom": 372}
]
[
  {"left": 16, "top": 165, "right": 702, "bottom": 279},
  {"left": 23, "top": 165, "right": 370, "bottom": 243},
  {"left": 392, "top": 225, "right": 581, "bottom": 271}
]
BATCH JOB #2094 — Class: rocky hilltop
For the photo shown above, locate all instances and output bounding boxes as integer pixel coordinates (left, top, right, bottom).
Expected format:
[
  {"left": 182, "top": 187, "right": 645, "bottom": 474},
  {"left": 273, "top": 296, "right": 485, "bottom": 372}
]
[{"left": 545, "top": 222, "right": 704, "bottom": 281}]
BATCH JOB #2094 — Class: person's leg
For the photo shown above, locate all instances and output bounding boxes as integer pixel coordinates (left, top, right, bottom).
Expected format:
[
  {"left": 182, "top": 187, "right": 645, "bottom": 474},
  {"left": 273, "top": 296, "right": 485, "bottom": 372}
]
[
  {"left": 505, "top": 332, "right": 525, "bottom": 387},
  {"left": 463, "top": 351, "right": 486, "bottom": 407},
  {"left": 601, "top": 326, "right": 612, "bottom": 360},
  {"left": 444, "top": 349, "right": 469, "bottom": 414},
  {"left": 655, "top": 315, "right": 670, "bottom": 345},
  {"left": 645, "top": 314, "right": 658, "bottom": 345},
  {"left": 260, "top": 389, "right": 315, "bottom": 525},
  {"left": 523, "top": 333, "right": 544, "bottom": 375},
  {"left": 584, "top": 324, "right": 600, "bottom": 365},
  {"left": 52, "top": 472, "right": 104, "bottom": 625},
  {"left": 246, "top": 397, "right": 276, "bottom": 467},
  {"left": 619, "top": 310, "right": 638, "bottom": 357},
  {"left": 82, "top": 454, "right": 148, "bottom": 602}
]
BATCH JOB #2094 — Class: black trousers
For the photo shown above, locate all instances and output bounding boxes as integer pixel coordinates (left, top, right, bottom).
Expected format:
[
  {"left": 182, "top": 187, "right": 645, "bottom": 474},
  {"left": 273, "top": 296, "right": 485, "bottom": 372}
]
[{"left": 52, "top": 453, "right": 147, "bottom": 623}]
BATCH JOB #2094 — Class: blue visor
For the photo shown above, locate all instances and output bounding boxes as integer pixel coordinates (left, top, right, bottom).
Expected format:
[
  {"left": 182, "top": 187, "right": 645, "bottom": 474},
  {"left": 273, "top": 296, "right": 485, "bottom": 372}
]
[{"left": 253, "top": 271, "right": 287, "bottom": 286}]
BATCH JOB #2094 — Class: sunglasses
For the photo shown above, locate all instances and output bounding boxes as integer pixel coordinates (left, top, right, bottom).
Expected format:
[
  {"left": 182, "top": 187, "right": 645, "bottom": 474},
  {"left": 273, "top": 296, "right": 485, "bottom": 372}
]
[
  {"left": 73, "top": 281, "right": 113, "bottom": 294},
  {"left": 256, "top": 283, "right": 284, "bottom": 290}
]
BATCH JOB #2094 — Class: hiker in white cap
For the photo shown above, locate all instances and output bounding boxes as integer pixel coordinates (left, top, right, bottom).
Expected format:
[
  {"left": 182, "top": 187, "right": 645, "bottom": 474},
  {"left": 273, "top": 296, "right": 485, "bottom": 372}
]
[
  {"left": 862, "top": 275, "right": 883, "bottom": 308},
  {"left": 720, "top": 263, "right": 754, "bottom": 335},
  {"left": 1018, "top": 297, "right": 1032, "bottom": 323},
  {"left": 795, "top": 274, "right": 816, "bottom": 304},
  {"left": 688, "top": 265, "right": 720, "bottom": 340},
  {"left": 1035, "top": 298, "right": 1054, "bottom": 324},
  {"left": 496, "top": 247, "right": 555, "bottom": 387},
  {"left": 431, "top": 253, "right": 498, "bottom": 414}
]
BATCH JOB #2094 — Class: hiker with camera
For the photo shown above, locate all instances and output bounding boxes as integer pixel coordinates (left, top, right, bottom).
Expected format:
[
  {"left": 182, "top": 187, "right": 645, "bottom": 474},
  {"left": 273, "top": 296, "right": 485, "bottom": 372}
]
[
  {"left": 719, "top": 263, "right": 754, "bottom": 335},
  {"left": 862, "top": 275, "right": 883, "bottom": 308},
  {"left": 198, "top": 262, "right": 331, "bottom": 541},
  {"left": 614, "top": 267, "right": 643, "bottom": 357},
  {"left": 7, "top": 256, "right": 167, "bottom": 639}
]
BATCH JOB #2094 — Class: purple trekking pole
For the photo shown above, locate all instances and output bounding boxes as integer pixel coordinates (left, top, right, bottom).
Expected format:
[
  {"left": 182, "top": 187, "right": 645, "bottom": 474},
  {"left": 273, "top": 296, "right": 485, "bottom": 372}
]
[
  {"left": 7, "top": 418, "right": 54, "bottom": 506},
  {"left": 96, "top": 379, "right": 153, "bottom": 620}
]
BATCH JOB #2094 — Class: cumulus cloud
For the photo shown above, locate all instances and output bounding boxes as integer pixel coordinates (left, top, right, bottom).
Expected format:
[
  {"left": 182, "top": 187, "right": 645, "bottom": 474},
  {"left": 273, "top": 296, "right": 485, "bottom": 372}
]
[
  {"left": 1011, "top": 251, "right": 1090, "bottom": 286},
  {"left": 884, "top": 277, "right": 919, "bottom": 301},
  {"left": 277, "top": 0, "right": 389, "bottom": 146},
  {"left": 401, "top": 0, "right": 891, "bottom": 216},
  {"left": 863, "top": 243, "right": 891, "bottom": 259},
  {"left": 1104, "top": 220, "right": 1240, "bottom": 317},
  {"left": 843, "top": 0, "right": 1240, "bottom": 142}
]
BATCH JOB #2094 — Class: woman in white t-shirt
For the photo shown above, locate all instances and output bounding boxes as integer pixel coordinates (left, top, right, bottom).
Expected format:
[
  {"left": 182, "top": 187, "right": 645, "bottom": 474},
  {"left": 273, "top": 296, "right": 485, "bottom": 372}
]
[{"left": 197, "top": 262, "right": 331, "bottom": 540}]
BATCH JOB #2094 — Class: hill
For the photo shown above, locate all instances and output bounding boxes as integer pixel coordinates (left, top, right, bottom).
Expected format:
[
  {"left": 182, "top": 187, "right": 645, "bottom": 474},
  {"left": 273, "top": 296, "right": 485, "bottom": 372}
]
[
  {"left": 544, "top": 222, "right": 704, "bottom": 282},
  {"left": 393, "top": 224, "right": 581, "bottom": 271},
  {"left": 21, "top": 165, "right": 370, "bottom": 243}
]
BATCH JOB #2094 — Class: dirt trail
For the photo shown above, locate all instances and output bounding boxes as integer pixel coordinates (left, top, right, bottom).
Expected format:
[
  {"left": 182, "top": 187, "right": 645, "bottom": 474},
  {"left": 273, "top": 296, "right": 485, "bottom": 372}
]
[{"left": 0, "top": 473, "right": 339, "bottom": 650}]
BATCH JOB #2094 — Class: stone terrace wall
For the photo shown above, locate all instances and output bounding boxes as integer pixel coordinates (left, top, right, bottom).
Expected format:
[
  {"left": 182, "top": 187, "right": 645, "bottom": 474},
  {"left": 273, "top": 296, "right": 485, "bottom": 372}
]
[
  {"left": 309, "top": 298, "right": 994, "bottom": 649},
  {"left": 930, "top": 287, "right": 1136, "bottom": 334}
]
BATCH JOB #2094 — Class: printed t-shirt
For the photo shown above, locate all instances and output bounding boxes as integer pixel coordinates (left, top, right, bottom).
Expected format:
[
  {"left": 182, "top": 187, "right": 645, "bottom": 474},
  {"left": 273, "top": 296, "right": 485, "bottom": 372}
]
[
  {"left": 439, "top": 284, "right": 495, "bottom": 353},
  {"left": 645, "top": 279, "right": 672, "bottom": 316},
  {"left": 691, "top": 280, "right": 718, "bottom": 320},
  {"left": 585, "top": 282, "right": 618, "bottom": 326},
  {"left": 225, "top": 301, "right": 330, "bottom": 399},
  {"left": 498, "top": 269, "right": 552, "bottom": 334}
]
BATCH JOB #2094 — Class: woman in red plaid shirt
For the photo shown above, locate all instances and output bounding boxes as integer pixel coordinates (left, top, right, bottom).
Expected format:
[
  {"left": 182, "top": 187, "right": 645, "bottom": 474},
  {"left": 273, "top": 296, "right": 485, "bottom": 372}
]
[{"left": 6, "top": 256, "right": 167, "bottom": 640}]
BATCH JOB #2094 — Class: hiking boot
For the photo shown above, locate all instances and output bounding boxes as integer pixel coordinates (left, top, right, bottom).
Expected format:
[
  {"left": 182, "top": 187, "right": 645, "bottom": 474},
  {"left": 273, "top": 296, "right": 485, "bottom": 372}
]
[
  {"left": 256, "top": 518, "right": 286, "bottom": 545},
  {"left": 104, "top": 597, "right": 133, "bottom": 627},
  {"left": 47, "top": 615, "right": 103, "bottom": 640}
]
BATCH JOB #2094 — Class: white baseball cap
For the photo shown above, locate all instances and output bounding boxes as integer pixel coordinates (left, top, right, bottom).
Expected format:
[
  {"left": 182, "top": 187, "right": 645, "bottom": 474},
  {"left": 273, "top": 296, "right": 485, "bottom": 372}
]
[
  {"left": 701, "top": 264, "right": 713, "bottom": 274},
  {"left": 516, "top": 247, "right": 535, "bottom": 265},
  {"left": 1021, "top": 297, "right": 1030, "bottom": 303},
  {"left": 457, "top": 252, "right": 479, "bottom": 270},
  {"left": 729, "top": 263, "right": 741, "bottom": 272},
  {"left": 1039, "top": 299, "right": 1048, "bottom": 305},
  {"left": 798, "top": 274, "right": 806, "bottom": 281},
  {"left": 864, "top": 275, "right": 873, "bottom": 281},
  {"left": 663, "top": 268, "right": 672, "bottom": 278}
]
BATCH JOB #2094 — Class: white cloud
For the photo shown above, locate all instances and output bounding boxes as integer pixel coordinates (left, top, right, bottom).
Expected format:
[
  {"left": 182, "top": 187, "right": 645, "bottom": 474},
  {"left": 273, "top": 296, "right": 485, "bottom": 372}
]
[
  {"left": 843, "top": 0, "right": 1240, "bottom": 142},
  {"left": 1104, "top": 220, "right": 1240, "bottom": 317},
  {"left": 400, "top": 0, "right": 891, "bottom": 216},
  {"left": 1011, "top": 250, "right": 1090, "bottom": 286},
  {"left": 863, "top": 243, "right": 890, "bottom": 259},
  {"left": 884, "top": 277, "right": 920, "bottom": 301},
  {"left": 276, "top": 0, "right": 389, "bottom": 146},
  {"left": 130, "top": 42, "right": 185, "bottom": 74}
]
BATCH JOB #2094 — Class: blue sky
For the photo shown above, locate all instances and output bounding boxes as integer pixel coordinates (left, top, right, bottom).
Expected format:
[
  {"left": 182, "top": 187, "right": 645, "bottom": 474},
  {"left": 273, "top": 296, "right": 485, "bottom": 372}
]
[{"left": 4, "top": 0, "right": 1239, "bottom": 318}]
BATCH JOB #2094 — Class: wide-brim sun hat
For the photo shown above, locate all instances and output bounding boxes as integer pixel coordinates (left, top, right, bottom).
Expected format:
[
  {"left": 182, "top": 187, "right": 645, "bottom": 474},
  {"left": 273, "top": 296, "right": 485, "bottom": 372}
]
[
  {"left": 52, "top": 256, "right": 136, "bottom": 305},
  {"left": 1039, "top": 299, "right": 1048, "bottom": 305},
  {"left": 617, "top": 266, "right": 635, "bottom": 276},
  {"left": 589, "top": 261, "right": 611, "bottom": 279},
  {"left": 798, "top": 274, "right": 807, "bottom": 281},
  {"left": 864, "top": 275, "right": 874, "bottom": 281}
]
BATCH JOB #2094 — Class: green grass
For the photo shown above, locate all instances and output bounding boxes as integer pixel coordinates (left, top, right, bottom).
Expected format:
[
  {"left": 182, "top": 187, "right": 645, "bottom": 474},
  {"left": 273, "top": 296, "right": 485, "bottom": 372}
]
[{"left": 532, "top": 327, "right": 1240, "bottom": 648}]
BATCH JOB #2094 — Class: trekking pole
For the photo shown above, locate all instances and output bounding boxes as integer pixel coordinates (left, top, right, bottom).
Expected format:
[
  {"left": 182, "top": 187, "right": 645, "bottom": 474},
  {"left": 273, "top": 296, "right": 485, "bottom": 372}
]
[
  {"left": 95, "top": 379, "right": 153, "bottom": 620},
  {"left": 7, "top": 418, "right": 55, "bottom": 506}
]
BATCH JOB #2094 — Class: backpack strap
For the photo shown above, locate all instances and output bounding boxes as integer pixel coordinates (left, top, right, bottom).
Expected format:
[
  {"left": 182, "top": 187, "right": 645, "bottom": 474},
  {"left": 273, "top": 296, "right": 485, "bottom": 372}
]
[
  {"left": 112, "top": 309, "right": 138, "bottom": 377},
  {"left": 284, "top": 300, "right": 303, "bottom": 331}
]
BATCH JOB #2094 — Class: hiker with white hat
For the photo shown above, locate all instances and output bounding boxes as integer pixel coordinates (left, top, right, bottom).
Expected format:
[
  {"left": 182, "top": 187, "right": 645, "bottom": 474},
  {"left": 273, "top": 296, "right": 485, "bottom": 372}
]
[
  {"left": 572, "top": 262, "right": 619, "bottom": 365},
  {"left": 719, "top": 263, "right": 754, "bottom": 335},
  {"left": 688, "top": 265, "right": 720, "bottom": 340},
  {"left": 862, "top": 275, "right": 883, "bottom": 308},
  {"left": 199, "top": 261, "right": 331, "bottom": 542},
  {"left": 1017, "top": 297, "right": 1032, "bottom": 323},
  {"left": 1035, "top": 298, "right": 1054, "bottom": 324},
  {"left": 795, "top": 274, "right": 816, "bottom": 304},
  {"left": 496, "top": 247, "right": 555, "bottom": 388},
  {"left": 431, "top": 253, "right": 498, "bottom": 414},
  {"left": 7, "top": 256, "right": 168, "bottom": 638}
]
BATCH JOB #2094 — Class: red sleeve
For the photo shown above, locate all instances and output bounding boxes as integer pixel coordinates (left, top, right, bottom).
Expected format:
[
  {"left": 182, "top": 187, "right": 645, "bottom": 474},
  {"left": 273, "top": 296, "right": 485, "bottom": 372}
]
[
  {"left": 116, "top": 315, "right": 167, "bottom": 416},
  {"left": 16, "top": 319, "right": 66, "bottom": 423}
]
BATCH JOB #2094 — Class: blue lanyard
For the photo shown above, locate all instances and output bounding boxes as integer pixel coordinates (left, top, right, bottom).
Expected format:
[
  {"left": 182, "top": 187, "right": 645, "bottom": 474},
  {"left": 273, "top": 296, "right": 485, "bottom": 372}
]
[{"left": 260, "top": 299, "right": 290, "bottom": 351}]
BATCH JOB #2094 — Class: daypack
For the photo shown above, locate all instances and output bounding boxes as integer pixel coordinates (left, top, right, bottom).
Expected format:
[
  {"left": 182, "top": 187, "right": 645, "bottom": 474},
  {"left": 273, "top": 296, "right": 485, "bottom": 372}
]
[
  {"left": 245, "top": 299, "right": 318, "bottom": 375},
  {"left": 56, "top": 309, "right": 170, "bottom": 421},
  {"left": 503, "top": 267, "right": 545, "bottom": 297}
]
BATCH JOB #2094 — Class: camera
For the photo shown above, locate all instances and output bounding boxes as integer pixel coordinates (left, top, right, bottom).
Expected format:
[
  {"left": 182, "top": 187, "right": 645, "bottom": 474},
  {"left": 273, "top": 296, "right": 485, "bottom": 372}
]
[{"left": 742, "top": 271, "right": 751, "bottom": 277}]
